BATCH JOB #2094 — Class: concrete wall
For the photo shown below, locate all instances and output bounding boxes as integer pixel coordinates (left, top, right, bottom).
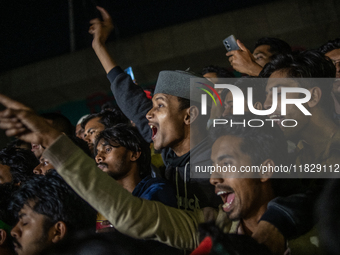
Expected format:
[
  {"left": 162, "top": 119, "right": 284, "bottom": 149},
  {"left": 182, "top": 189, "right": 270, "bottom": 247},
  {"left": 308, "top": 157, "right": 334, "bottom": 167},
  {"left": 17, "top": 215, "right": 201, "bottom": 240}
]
[{"left": 0, "top": 0, "right": 339, "bottom": 145}]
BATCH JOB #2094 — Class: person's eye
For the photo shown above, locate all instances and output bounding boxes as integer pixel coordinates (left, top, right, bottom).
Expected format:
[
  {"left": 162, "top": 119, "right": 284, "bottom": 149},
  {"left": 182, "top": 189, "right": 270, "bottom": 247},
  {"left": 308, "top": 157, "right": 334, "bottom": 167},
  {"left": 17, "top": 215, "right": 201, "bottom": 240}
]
[
  {"left": 158, "top": 104, "right": 164, "bottom": 108},
  {"left": 43, "top": 161, "right": 49, "bottom": 166},
  {"left": 105, "top": 147, "right": 112, "bottom": 153},
  {"left": 223, "top": 161, "right": 232, "bottom": 166}
]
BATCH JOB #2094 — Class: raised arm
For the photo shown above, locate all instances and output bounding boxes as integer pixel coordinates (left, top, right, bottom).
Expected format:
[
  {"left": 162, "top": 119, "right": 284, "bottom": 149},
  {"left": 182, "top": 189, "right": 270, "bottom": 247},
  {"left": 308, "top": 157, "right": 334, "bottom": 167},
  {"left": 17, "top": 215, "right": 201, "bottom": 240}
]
[
  {"left": 89, "top": 6, "right": 117, "bottom": 74},
  {"left": 89, "top": 7, "right": 152, "bottom": 142},
  {"left": 227, "top": 40, "right": 262, "bottom": 77},
  {"left": 0, "top": 94, "right": 208, "bottom": 250}
]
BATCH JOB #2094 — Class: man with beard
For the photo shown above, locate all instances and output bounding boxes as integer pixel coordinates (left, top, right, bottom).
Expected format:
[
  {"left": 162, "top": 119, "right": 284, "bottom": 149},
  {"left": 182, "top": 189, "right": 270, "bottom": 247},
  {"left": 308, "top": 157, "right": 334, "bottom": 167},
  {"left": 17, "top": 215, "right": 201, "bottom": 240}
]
[
  {"left": 9, "top": 172, "right": 96, "bottom": 255},
  {"left": 94, "top": 124, "right": 175, "bottom": 204},
  {"left": 94, "top": 124, "right": 177, "bottom": 231}
]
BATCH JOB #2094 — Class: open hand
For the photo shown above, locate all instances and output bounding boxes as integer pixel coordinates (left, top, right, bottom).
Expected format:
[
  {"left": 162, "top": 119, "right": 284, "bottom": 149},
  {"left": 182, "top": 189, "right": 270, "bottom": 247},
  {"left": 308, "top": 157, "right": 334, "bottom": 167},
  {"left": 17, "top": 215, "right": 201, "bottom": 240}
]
[
  {"left": 89, "top": 6, "right": 114, "bottom": 48},
  {"left": 226, "top": 40, "right": 262, "bottom": 76},
  {"left": 0, "top": 94, "right": 61, "bottom": 147}
]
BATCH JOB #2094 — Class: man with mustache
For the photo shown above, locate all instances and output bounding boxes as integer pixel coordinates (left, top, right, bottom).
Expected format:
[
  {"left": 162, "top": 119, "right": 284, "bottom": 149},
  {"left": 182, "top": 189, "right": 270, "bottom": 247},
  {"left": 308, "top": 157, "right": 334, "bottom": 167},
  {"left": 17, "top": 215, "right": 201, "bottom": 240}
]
[
  {"left": 9, "top": 172, "right": 96, "bottom": 255},
  {"left": 94, "top": 124, "right": 177, "bottom": 231}
]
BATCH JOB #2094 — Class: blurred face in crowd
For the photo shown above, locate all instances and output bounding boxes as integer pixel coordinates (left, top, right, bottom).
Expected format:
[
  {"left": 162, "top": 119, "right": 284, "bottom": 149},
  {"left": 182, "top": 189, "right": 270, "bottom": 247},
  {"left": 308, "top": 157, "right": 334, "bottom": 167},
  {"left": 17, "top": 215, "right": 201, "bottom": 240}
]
[
  {"left": 75, "top": 124, "right": 85, "bottom": 140},
  {"left": 263, "top": 70, "right": 310, "bottom": 140},
  {"left": 95, "top": 138, "right": 135, "bottom": 180},
  {"left": 210, "top": 135, "right": 268, "bottom": 221},
  {"left": 146, "top": 93, "right": 188, "bottom": 153},
  {"left": 0, "top": 163, "right": 12, "bottom": 184},
  {"left": 11, "top": 203, "right": 55, "bottom": 255},
  {"left": 325, "top": 49, "right": 340, "bottom": 79},
  {"left": 325, "top": 49, "right": 340, "bottom": 99},
  {"left": 253, "top": 45, "right": 273, "bottom": 67},
  {"left": 33, "top": 157, "right": 54, "bottom": 175},
  {"left": 84, "top": 117, "right": 105, "bottom": 152},
  {"left": 31, "top": 144, "right": 44, "bottom": 159}
]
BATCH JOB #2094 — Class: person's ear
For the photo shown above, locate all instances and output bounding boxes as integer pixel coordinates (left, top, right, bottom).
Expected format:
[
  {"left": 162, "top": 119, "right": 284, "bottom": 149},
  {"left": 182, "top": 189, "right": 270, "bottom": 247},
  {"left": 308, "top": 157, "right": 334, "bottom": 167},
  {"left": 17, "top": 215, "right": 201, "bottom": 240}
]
[
  {"left": 184, "top": 106, "right": 199, "bottom": 125},
  {"left": 51, "top": 221, "right": 67, "bottom": 243},
  {"left": 0, "top": 229, "right": 7, "bottom": 246},
  {"left": 253, "top": 101, "right": 263, "bottom": 110},
  {"left": 259, "top": 159, "right": 275, "bottom": 181},
  {"left": 130, "top": 150, "right": 141, "bottom": 162},
  {"left": 307, "top": 87, "right": 322, "bottom": 108}
]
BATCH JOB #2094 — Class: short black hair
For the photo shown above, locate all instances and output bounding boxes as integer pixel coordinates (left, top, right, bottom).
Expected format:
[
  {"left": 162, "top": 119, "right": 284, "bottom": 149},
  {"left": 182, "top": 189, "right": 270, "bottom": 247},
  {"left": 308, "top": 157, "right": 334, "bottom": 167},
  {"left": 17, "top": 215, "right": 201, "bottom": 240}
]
[
  {"left": 94, "top": 124, "right": 151, "bottom": 178},
  {"left": 40, "top": 112, "right": 74, "bottom": 136},
  {"left": 81, "top": 108, "right": 130, "bottom": 130},
  {"left": 260, "top": 50, "right": 336, "bottom": 115},
  {"left": 317, "top": 38, "right": 340, "bottom": 54},
  {"left": 9, "top": 171, "right": 96, "bottom": 235},
  {"left": 0, "top": 146, "right": 38, "bottom": 184},
  {"left": 202, "top": 65, "right": 234, "bottom": 78},
  {"left": 254, "top": 37, "right": 292, "bottom": 56}
]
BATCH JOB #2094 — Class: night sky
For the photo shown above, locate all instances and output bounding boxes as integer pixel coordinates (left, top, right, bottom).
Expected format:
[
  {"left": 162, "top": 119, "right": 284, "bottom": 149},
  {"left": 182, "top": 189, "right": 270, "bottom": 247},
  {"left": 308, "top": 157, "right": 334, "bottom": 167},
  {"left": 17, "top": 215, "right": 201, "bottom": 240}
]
[{"left": 1, "top": 0, "right": 274, "bottom": 74}]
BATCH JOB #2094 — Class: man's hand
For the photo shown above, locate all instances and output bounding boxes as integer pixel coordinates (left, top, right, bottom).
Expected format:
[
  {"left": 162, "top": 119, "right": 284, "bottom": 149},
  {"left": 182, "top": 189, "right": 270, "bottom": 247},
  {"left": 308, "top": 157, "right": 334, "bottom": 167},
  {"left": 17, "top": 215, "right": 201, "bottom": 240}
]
[
  {"left": 226, "top": 40, "right": 262, "bottom": 76},
  {"left": 88, "top": 6, "right": 117, "bottom": 74},
  {"left": 89, "top": 6, "right": 114, "bottom": 48},
  {"left": 0, "top": 94, "right": 62, "bottom": 147},
  {"left": 252, "top": 221, "right": 286, "bottom": 255}
]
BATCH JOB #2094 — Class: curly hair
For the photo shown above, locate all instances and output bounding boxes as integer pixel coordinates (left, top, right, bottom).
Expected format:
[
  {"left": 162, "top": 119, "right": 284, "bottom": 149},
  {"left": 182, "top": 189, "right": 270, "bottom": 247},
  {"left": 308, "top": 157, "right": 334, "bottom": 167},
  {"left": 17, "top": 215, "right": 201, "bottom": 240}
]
[
  {"left": 0, "top": 146, "right": 38, "bottom": 184},
  {"left": 94, "top": 124, "right": 151, "bottom": 178},
  {"left": 317, "top": 38, "right": 340, "bottom": 54}
]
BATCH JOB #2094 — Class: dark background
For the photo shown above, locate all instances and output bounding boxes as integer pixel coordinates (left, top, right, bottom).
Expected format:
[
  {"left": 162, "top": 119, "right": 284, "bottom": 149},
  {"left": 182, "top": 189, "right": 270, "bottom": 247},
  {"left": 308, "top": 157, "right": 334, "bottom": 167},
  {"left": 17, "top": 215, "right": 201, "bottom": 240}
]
[{"left": 1, "top": 0, "right": 275, "bottom": 74}]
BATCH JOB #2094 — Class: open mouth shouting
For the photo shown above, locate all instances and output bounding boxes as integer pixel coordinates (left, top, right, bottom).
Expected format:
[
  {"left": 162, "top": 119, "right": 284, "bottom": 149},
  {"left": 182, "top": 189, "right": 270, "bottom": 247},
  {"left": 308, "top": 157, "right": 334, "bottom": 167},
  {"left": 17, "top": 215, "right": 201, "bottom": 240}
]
[
  {"left": 149, "top": 124, "right": 158, "bottom": 140},
  {"left": 217, "top": 190, "right": 235, "bottom": 213},
  {"left": 268, "top": 114, "right": 284, "bottom": 127},
  {"left": 97, "top": 163, "right": 108, "bottom": 171}
]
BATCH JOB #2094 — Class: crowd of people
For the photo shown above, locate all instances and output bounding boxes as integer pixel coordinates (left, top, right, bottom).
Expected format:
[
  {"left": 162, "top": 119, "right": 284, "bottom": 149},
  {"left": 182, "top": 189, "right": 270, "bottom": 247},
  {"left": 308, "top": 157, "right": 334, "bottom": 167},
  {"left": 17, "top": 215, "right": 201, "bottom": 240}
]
[{"left": 0, "top": 6, "right": 340, "bottom": 255}]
